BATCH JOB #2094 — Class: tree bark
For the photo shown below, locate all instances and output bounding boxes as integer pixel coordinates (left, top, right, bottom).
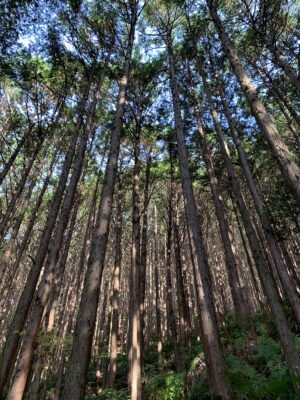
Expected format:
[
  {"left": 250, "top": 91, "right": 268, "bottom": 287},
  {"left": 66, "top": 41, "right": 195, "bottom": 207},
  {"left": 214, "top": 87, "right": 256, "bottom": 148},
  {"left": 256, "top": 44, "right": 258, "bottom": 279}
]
[
  {"left": 62, "top": 8, "right": 137, "bottom": 397},
  {"left": 107, "top": 167, "right": 123, "bottom": 386},
  {"left": 154, "top": 206, "right": 163, "bottom": 366},
  {"left": 0, "top": 65, "right": 94, "bottom": 397},
  {"left": 128, "top": 109, "right": 142, "bottom": 400},
  {"left": 207, "top": 0, "right": 300, "bottom": 204},
  {"left": 139, "top": 153, "right": 151, "bottom": 375},
  {"left": 6, "top": 103, "right": 91, "bottom": 400},
  {"left": 194, "top": 42, "right": 300, "bottom": 379},
  {"left": 164, "top": 30, "right": 232, "bottom": 399},
  {"left": 214, "top": 71, "right": 300, "bottom": 326},
  {"left": 165, "top": 174, "right": 180, "bottom": 370},
  {"left": 190, "top": 64, "right": 248, "bottom": 316}
]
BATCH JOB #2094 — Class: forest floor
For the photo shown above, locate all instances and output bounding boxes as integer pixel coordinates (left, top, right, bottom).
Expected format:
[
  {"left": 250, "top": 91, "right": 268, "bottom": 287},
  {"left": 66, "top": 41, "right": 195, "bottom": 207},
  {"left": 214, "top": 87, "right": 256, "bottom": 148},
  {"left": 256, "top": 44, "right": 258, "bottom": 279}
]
[{"left": 40, "top": 308, "right": 300, "bottom": 400}]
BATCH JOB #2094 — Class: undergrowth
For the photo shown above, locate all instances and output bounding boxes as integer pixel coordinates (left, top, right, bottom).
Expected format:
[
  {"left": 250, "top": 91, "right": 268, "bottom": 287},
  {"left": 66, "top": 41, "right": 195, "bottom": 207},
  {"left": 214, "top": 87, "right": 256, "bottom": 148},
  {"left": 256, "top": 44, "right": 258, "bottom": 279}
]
[{"left": 42, "top": 311, "right": 300, "bottom": 399}]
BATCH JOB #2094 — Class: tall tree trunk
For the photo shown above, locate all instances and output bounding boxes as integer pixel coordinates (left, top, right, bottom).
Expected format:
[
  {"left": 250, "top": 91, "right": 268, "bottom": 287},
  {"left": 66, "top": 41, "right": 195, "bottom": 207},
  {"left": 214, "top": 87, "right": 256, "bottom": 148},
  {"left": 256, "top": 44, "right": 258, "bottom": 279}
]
[
  {"left": 139, "top": 153, "right": 151, "bottom": 375},
  {"left": 0, "top": 65, "right": 94, "bottom": 397},
  {"left": 173, "top": 206, "right": 191, "bottom": 349},
  {"left": 0, "top": 136, "right": 44, "bottom": 245},
  {"left": 45, "top": 192, "right": 82, "bottom": 333},
  {"left": 242, "top": 5, "right": 300, "bottom": 91},
  {"left": 0, "top": 138, "right": 54, "bottom": 285},
  {"left": 128, "top": 110, "right": 142, "bottom": 400},
  {"left": 164, "top": 30, "right": 232, "bottom": 399},
  {"left": 62, "top": 8, "right": 137, "bottom": 398},
  {"left": 0, "top": 126, "right": 33, "bottom": 186},
  {"left": 107, "top": 167, "right": 123, "bottom": 386},
  {"left": 256, "top": 64, "right": 300, "bottom": 128},
  {"left": 0, "top": 94, "right": 65, "bottom": 186},
  {"left": 189, "top": 64, "right": 248, "bottom": 316},
  {"left": 213, "top": 70, "right": 300, "bottom": 326},
  {"left": 255, "top": 66, "right": 300, "bottom": 145},
  {"left": 0, "top": 152, "right": 56, "bottom": 319},
  {"left": 194, "top": 41, "right": 300, "bottom": 380},
  {"left": 6, "top": 107, "right": 91, "bottom": 400},
  {"left": 96, "top": 280, "right": 110, "bottom": 387},
  {"left": 231, "top": 196, "right": 264, "bottom": 310},
  {"left": 206, "top": 0, "right": 300, "bottom": 204},
  {"left": 165, "top": 175, "right": 180, "bottom": 370},
  {"left": 154, "top": 206, "right": 162, "bottom": 366}
]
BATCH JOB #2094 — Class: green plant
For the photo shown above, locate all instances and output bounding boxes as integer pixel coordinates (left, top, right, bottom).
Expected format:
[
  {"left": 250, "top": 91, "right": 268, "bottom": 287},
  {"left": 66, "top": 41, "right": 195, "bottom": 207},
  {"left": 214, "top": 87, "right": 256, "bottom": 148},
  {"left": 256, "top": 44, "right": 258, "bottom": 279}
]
[{"left": 144, "top": 372, "right": 185, "bottom": 400}]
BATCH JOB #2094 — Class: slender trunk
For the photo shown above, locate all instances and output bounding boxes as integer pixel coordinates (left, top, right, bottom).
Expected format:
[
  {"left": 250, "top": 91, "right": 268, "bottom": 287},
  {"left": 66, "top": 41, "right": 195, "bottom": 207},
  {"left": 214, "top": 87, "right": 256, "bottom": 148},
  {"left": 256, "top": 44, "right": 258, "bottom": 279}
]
[
  {"left": 165, "top": 30, "right": 232, "bottom": 398},
  {"left": 129, "top": 114, "right": 142, "bottom": 400},
  {"left": 100, "top": 296, "right": 113, "bottom": 387},
  {"left": 0, "top": 153, "right": 56, "bottom": 320},
  {"left": 154, "top": 206, "right": 162, "bottom": 365},
  {"left": 54, "top": 287, "right": 78, "bottom": 400},
  {"left": 0, "top": 67, "right": 94, "bottom": 397},
  {"left": 96, "top": 280, "right": 110, "bottom": 386},
  {"left": 139, "top": 153, "right": 151, "bottom": 375},
  {"left": 256, "top": 67, "right": 300, "bottom": 145},
  {"left": 45, "top": 194, "right": 81, "bottom": 333},
  {"left": 107, "top": 169, "right": 123, "bottom": 386},
  {"left": 62, "top": 11, "right": 137, "bottom": 398},
  {"left": 195, "top": 48, "right": 300, "bottom": 378},
  {"left": 181, "top": 251, "right": 194, "bottom": 337},
  {"left": 0, "top": 126, "right": 33, "bottom": 186},
  {"left": 0, "top": 96, "right": 64, "bottom": 186},
  {"left": 207, "top": 0, "right": 300, "bottom": 204},
  {"left": 258, "top": 65, "right": 300, "bottom": 128},
  {"left": 190, "top": 65, "right": 248, "bottom": 316},
  {"left": 0, "top": 140, "right": 53, "bottom": 285},
  {"left": 6, "top": 120, "right": 90, "bottom": 399},
  {"left": 0, "top": 137, "right": 44, "bottom": 245},
  {"left": 214, "top": 72, "right": 300, "bottom": 326},
  {"left": 231, "top": 197, "right": 264, "bottom": 309},
  {"left": 146, "top": 243, "right": 153, "bottom": 346},
  {"left": 246, "top": 11, "right": 300, "bottom": 91},
  {"left": 266, "top": 43, "right": 300, "bottom": 90},
  {"left": 280, "top": 241, "right": 300, "bottom": 293},
  {"left": 165, "top": 179, "right": 180, "bottom": 369},
  {"left": 173, "top": 209, "right": 191, "bottom": 348}
]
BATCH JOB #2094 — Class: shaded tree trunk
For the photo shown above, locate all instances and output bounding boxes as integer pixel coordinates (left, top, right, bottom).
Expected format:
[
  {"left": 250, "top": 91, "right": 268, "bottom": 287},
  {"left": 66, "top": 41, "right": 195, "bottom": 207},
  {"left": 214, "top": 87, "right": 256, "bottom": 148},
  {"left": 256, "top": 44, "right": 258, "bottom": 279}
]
[
  {"left": 164, "top": 29, "right": 232, "bottom": 399},
  {"left": 62, "top": 9, "right": 137, "bottom": 397},
  {"left": 189, "top": 64, "right": 248, "bottom": 316},
  {"left": 0, "top": 64, "right": 95, "bottom": 398},
  {"left": 107, "top": 167, "right": 123, "bottom": 386},
  {"left": 207, "top": 0, "right": 300, "bottom": 204},
  {"left": 154, "top": 205, "right": 162, "bottom": 366},
  {"left": 139, "top": 153, "right": 151, "bottom": 375},
  {"left": 128, "top": 109, "right": 142, "bottom": 400},
  {"left": 213, "top": 70, "right": 300, "bottom": 327}
]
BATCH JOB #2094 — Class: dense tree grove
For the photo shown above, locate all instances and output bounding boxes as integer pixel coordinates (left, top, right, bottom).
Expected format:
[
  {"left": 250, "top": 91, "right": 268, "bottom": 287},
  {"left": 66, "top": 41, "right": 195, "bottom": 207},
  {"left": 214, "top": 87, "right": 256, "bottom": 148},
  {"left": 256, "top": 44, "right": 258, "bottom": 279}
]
[{"left": 0, "top": 0, "right": 299, "bottom": 399}]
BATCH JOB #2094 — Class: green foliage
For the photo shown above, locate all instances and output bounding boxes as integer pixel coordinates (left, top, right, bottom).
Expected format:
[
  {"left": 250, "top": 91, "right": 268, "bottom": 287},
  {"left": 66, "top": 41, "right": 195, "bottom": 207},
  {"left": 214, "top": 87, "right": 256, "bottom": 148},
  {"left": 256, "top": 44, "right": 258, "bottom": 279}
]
[
  {"left": 223, "top": 314, "right": 300, "bottom": 399},
  {"left": 114, "top": 354, "right": 128, "bottom": 387},
  {"left": 144, "top": 372, "right": 185, "bottom": 400},
  {"left": 32, "top": 313, "right": 300, "bottom": 400}
]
